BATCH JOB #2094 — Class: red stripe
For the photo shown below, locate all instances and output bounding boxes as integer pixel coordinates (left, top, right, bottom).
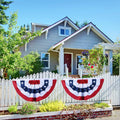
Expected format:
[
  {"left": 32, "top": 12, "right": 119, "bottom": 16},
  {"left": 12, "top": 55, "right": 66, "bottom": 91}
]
[
  {"left": 61, "top": 79, "right": 104, "bottom": 100},
  {"left": 29, "top": 80, "right": 40, "bottom": 85},
  {"left": 77, "top": 79, "right": 88, "bottom": 84},
  {"left": 12, "top": 79, "right": 57, "bottom": 102}
]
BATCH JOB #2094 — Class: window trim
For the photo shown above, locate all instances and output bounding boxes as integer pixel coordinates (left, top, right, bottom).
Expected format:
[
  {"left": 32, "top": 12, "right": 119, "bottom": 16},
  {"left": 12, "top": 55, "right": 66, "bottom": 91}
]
[
  {"left": 41, "top": 52, "right": 50, "bottom": 69},
  {"left": 58, "top": 26, "right": 71, "bottom": 36}
]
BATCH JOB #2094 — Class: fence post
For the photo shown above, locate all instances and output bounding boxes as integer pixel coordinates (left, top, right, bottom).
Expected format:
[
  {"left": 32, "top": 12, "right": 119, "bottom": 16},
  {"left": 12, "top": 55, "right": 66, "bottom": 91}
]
[
  {"left": 8, "top": 79, "right": 12, "bottom": 106},
  {"left": 78, "top": 64, "right": 82, "bottom": 78},
  {"left": 65, "top": 64, "right": 68, "bottom": 78}
]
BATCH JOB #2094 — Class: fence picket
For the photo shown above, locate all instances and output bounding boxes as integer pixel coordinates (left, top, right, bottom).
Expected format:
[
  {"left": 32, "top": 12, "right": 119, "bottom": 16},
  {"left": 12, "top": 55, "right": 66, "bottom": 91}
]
[
  {"left": 12, "top": 82, "right": 16, "bottom": 105},
  {"left": 0, "top": 71, "right": 120, "bottom": 110},
  {"left": 1, "top": 79, "right": 5, "bottom": 107},
  {"left": 119, "top": 75, "right": 120, "bottom": 105},
  {"left": 9, "top": 80, "right": 12, "bottom": 106},
  {"left": 5, "top": 79, "right": 8, "bottom": 106}
]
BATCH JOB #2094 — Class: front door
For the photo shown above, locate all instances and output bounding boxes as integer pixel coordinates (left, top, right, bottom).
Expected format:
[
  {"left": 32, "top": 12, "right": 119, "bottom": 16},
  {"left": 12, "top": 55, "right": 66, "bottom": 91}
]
[{"left": 64, "top": 54, "right": 71, "bottom": 73}]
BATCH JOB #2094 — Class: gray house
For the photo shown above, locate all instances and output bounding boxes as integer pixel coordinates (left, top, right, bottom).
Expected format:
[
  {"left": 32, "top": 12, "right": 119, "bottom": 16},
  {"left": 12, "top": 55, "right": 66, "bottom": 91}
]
[{"left": 20, "top": 17, "right": 114, "bottom": 75}]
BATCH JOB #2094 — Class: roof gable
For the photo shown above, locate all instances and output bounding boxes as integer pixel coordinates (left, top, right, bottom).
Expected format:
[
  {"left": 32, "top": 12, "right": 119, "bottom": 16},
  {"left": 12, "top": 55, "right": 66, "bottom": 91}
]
[
  {"left": 41, "top": 16, "right": 79, "bottom": 33},
  {"left": 51, "top": 22, "right": 113, "bottom": 50}
]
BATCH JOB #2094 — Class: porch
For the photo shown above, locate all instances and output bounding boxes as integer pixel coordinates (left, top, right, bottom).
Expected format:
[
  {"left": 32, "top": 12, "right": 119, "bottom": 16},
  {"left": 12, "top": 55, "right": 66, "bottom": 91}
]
[{"left": 49, "top": 46, "right": 113, "bottom": 76}]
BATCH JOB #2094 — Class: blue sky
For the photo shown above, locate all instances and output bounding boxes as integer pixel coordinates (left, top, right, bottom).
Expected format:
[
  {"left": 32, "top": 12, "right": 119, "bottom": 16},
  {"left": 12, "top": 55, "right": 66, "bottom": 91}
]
[{"left": 6, "top": 0, "right": 120, "bottom": 42}]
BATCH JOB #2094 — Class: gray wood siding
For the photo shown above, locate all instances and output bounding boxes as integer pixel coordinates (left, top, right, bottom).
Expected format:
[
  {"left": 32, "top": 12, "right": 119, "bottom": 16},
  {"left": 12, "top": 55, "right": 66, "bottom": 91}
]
[
  {"left": 36, "top": 25, "right": 48, "bottom": 31},
  {"left": 41, "top": 51, "right": 59, "bottom": 72},
  {"left": 36, "top": 26, "right": 43, "bottom": 31},
  {"left": 20, "top": 22, "right": 76, "bottom": 57},
  {"left": 49, "top": 51, "right": 59, "bottom": 71},
  {"left": 20, "top": 22, "right": 108, "bottom": 73},
  {"left": 64, "top": 29, "right": 105, "bottom": 50}
]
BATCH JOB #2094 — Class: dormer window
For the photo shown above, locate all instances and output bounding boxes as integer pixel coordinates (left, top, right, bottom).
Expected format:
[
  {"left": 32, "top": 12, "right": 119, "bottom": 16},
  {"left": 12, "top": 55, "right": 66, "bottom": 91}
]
[{"left": 59, "top": 26, "right": 71, "bottom": 36}]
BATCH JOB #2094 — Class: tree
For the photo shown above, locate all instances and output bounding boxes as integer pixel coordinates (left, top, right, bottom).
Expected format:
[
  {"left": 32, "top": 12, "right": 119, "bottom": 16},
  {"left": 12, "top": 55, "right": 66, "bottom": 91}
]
[
  {"left": 75, "top": 21, "right": 80, "bottom": 27},
  {"left": 24, "top": 52, "right": 43, "bottom": 75},
  {"left": 18, "top": 24, "right": 30, "bottom": 35},
  {"left": 8, "top": 52, "right": 43, "bottom": 78},
  {"left": 75, "top": 21, "right": 88, "bottom": 28},
  {"left": 26, "top": 24, "right": 30, "bottom": 31},
  {"left": 113, "top": 53, "right": 120, "bottom": 75},
  {"left": 80, "top": 21, "right": 88, "bottom": 28},
  {"left": 0, "top": 0, "right": 12, "bottom": 32},
  {"left": 0, "top": 12, "right": 42, "bottom": 78},
  {"left": 112, "top": 39, "right": 120, "bottom": 75}
]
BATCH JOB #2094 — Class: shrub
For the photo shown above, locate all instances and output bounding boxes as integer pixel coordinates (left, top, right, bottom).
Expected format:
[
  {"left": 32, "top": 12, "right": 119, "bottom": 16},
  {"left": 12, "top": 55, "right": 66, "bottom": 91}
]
[
  {"left": 8, "top": 103, "right": 18, "bottom": 113},
  {"left": 20, "top": 103, "right": 37, "bottom": 114},
  {"left": 82, "top": 46, "right": 106, "bottom": 75},
  {"left": 39, "top": 100, "right": 65, "bottom": 112},
  {"left": 52, "top": 70, "right": 58, "bottom": 73},
  {"left": 82, "top": 74, "right": 93, "bottom": 78},
  {"left": 63, "top": 104, "right": 95, "bottom": 111},
  {"left": 63, "top": 103, "right": 109, "bottom": 111},
  {"left": 94, "top": 102, "right": 109, "bottom": 108},
  {"left": 113, "top": 54, "right": 120, "bottom": 75}
]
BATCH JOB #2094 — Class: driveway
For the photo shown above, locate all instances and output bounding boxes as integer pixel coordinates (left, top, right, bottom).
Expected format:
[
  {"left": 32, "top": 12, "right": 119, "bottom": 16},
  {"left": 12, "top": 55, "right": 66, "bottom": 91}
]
[{"left": 86, "top": 110, "right": 120, "bottom": 120}]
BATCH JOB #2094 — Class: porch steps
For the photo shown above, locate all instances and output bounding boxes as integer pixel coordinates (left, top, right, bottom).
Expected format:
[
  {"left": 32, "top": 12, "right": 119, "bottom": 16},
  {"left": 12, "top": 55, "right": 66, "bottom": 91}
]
[{"left": 69, "top": 75, "right": 80, "bottom": 78}]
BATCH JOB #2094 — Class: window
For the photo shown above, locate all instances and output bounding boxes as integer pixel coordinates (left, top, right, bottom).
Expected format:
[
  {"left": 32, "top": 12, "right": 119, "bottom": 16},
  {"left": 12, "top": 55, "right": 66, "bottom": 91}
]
[
  {"left": 59, "top": 26, "right": 71, "bottom": 36},
  {"left": 41, "top": 53, "right": 50, "bottom": 69}
]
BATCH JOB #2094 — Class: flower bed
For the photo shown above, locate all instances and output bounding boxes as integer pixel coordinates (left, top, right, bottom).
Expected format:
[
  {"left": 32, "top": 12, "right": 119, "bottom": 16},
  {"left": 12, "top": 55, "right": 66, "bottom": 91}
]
[{"left": 0, "top": 104, "right": 113, "bottom": 120}]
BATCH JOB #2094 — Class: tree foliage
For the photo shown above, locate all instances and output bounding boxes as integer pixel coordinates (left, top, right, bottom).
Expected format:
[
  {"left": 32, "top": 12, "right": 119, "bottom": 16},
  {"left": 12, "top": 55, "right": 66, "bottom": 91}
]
[
  {"left": 0, "top": 0, "right": 12, "bottom": 24},
  {"left": 112, "top": 40, "right": 120, "bottom": 75},
  {"left": 23, "top": 52, "right": 43, "bottom": 76},
  {"left": 18, "top": 24, "right": 30, "bottom": 35},
  {"left": 0, "top": 12, "right": 42, "bottom": 78},
  {"left": 0, "top": 0, "right": 12, "bottom": 32},
  {"left": 113, "top": 53, "right": 120, "bottom": 75},
  {"left": 75, "top": 21, "right": 88, "bottom": 28},
  {"left": 82, "top": 46, "right": 106, "bottom": 75}
]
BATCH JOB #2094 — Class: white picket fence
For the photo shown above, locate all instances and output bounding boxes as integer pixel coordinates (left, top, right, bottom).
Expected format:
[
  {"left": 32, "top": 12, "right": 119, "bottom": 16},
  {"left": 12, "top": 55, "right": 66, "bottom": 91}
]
[{"left": 0, "top": 71, "right": 120, "bottom": 110}]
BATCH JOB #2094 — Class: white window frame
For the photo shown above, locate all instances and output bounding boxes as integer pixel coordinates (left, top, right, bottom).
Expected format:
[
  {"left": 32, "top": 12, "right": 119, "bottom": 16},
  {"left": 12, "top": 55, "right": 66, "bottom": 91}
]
[
  {"left": 58, "top": 26, "right": 71, "bottom": 36},
  {"left": 76, "top": 54, "right": 85, "bottom": 69},
  {"left": 41, "top": 53, "right": 50, "bottom": 69}
]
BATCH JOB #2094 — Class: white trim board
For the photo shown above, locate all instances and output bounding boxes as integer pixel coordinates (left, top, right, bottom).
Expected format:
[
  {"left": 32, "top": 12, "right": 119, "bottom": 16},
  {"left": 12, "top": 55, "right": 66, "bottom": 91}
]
[{"left": 41, "top": 17, "right": 79, "bottom": 34}]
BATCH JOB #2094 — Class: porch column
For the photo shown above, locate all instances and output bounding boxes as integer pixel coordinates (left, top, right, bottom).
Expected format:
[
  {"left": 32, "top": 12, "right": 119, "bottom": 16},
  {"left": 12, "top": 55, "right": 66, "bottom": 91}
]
[
  {"left": 108, "top": 50, "right": 113, "bottom": 74},
  {"left": 59, "top": 46, "right": 64, "bottom": 75}
]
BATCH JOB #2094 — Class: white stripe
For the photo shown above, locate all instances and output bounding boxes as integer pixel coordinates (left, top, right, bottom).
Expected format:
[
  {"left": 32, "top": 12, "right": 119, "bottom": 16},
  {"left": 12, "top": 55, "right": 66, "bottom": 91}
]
[
  {"left": 64, "top": 78, "right": 102, "bottom": 97},
  {"left": 14, "top": 79, "right": 55, "bottom": 98}
]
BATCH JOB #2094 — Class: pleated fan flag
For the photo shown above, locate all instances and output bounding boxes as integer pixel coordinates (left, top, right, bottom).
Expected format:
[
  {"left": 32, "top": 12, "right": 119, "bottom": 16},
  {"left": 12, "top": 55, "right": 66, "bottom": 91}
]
[
  {"left": 12, "top": 79, "right": 56, "bottom": 102},
  {"left": 61, "top": 78, "right": 104, "bottom": 100}
]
